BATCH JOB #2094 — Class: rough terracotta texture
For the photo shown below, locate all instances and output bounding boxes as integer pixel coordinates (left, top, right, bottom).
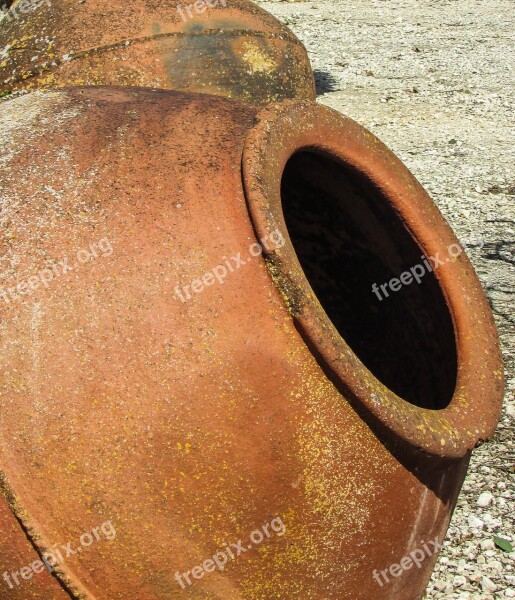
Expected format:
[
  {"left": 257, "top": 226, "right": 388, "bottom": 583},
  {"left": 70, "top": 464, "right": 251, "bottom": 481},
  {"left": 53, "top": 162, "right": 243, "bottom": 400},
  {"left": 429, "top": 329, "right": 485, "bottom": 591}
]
[
  {"left": 0, "top": 0, "right": 315, "bottom": 104},
  {"left": 0, "top": 86, "right": 504, "bottom": 599},
  {"left": 0, "top": 490, "right": 70, "bottom": 599}
]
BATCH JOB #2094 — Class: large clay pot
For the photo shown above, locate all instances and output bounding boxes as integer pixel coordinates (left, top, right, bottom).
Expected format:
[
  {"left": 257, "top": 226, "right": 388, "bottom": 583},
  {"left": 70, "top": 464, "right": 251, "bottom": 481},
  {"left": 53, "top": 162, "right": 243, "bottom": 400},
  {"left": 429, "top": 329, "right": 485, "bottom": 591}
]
[
  {"left": 0, "top": 87, "right": 503, "bottom": 599},
  {"left": 0, "top": 0, "right": 315, "bottom": 104}
]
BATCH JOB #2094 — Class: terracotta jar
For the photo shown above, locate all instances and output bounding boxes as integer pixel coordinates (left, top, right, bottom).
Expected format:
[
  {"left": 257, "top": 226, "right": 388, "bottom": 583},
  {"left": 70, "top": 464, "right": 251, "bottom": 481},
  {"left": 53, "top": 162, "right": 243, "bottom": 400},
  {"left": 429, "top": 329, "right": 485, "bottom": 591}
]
[
  {"left": 0, "top": 87, "right": 504, "bottom": 599},
  {"left": 0, "top": 0, "right": 315, "bottom": 104}
]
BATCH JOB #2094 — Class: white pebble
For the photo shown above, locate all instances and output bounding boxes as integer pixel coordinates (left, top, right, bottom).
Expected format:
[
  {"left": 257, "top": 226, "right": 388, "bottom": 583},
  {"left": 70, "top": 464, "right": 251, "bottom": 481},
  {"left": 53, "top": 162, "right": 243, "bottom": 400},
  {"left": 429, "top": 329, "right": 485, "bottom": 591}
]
[
  {"left": 481, "top": 576, "right": 497, "bottom": 592},
  {"left": 468, "top": 515, "right": 485, "bottom": 529},
  {"left": 477, "top": 492, "right": 494, "bottom": 507}
]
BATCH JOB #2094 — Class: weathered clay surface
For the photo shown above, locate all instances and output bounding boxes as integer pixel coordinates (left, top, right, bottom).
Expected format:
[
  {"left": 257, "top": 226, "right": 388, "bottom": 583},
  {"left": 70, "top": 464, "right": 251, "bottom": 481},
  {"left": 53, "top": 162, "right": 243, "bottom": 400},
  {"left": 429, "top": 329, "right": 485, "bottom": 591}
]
[
  {"left": 0, "top": 2, "right": 508, "bottom": 599},
  {"left": 0, "top": 0, "right": 315, "bottom": 104},
  {"left": 0, "top": 86, "right": 504, "bottom": 599}
]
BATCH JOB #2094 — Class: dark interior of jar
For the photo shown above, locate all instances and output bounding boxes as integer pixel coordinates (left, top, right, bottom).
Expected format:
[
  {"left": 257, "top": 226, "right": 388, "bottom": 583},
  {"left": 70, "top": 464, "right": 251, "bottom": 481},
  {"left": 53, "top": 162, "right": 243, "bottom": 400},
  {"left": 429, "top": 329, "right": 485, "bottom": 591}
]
[{"left": 281, "top": 150, "right": 457, "bottom": 409}]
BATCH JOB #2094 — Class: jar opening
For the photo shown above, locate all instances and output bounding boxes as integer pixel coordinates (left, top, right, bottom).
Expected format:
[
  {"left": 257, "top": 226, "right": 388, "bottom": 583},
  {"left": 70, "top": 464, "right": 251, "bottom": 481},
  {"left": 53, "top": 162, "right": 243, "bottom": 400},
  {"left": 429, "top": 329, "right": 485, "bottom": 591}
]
[{"left": 281, "top": 150, "right": 457, "bottom": 409}]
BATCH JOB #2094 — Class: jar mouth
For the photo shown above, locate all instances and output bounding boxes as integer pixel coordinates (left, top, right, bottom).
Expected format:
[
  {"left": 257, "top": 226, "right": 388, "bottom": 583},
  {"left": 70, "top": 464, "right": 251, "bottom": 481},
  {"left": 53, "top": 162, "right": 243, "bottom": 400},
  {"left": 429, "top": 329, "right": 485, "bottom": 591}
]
[
  {"left": 280, "top": 148, "right": 458, "bottom": 411},
  {"left": 242, "top": 100, "right": 504, "bottom": 458}
]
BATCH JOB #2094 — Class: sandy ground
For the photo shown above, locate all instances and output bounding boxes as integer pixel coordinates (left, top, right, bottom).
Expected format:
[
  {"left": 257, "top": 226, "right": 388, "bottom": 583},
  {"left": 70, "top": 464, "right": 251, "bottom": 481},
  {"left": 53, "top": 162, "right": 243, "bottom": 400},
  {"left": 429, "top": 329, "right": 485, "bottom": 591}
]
[{"left": 254, "top": 0, "right": 514, "bottom": 597}]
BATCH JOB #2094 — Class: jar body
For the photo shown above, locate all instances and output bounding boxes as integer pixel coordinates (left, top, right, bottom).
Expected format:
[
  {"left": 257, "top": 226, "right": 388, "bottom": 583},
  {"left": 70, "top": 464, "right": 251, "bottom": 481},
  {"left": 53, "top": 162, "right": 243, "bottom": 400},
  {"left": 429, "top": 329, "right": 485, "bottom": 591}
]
[
  {"left": 0, "top": 87, "right": 503, "bottom": 599},
  {"left": 0, "top": 0, "right": 315, "bottom": 104}
]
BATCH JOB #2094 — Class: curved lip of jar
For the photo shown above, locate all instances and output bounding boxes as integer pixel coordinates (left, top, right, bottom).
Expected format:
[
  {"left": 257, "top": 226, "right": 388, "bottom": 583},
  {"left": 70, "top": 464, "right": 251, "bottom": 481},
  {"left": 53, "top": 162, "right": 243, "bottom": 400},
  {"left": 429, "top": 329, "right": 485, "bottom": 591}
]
[{"left": 242, "top": 100, "right": 504, "bottom": 459}]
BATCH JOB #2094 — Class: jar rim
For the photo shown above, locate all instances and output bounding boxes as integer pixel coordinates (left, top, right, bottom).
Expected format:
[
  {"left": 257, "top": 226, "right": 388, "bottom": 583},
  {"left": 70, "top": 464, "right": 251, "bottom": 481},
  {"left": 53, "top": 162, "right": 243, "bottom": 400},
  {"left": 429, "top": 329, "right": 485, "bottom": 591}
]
[{"left": 242, "top": 100, "right": 504, "bottom": 458}]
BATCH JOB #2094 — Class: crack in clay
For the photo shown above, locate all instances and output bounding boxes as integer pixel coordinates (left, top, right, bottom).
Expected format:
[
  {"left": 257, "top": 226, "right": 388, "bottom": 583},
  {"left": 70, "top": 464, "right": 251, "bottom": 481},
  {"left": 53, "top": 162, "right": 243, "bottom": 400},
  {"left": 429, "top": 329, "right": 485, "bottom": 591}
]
[{"left": 0, "top": 471, "right": 95, "bottom": 599}]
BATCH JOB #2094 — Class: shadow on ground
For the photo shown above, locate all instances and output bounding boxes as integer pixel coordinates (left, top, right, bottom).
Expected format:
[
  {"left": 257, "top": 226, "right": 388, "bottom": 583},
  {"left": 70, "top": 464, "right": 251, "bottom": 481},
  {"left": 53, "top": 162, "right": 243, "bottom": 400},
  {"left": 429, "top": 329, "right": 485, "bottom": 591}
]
[{"left": 314, "top": 69, "right": 339, "bottom": 95}]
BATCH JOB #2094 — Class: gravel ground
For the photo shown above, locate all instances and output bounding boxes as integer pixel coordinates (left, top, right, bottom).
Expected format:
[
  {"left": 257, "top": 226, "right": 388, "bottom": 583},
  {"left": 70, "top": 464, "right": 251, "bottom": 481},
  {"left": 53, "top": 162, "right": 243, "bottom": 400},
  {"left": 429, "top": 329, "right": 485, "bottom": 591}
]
[{"left": 255, "top": 0, "right": 514, "bottom": 597}]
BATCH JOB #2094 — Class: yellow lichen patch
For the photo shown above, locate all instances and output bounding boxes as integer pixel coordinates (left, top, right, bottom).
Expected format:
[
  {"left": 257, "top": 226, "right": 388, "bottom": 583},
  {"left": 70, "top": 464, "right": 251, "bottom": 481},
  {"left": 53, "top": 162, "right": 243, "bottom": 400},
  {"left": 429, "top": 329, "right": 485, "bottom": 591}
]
[
  {"left": 236, "top": 359, "right": 394, "bottom": 598},
  {"left": 65, "top": 461, "right": 78, "bottom": 473},
  {"left": 36, "top": 73, "right": 58, "bottom": 88},
  {"left": 241, "top": 41, "right": 277, "bottom": 74},
  {"left": 188, "top": 523, "right": 203, "bottom": 534}
]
